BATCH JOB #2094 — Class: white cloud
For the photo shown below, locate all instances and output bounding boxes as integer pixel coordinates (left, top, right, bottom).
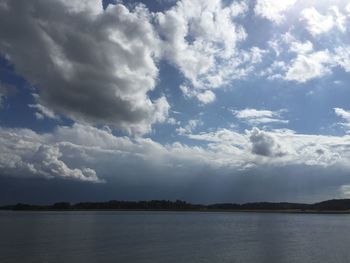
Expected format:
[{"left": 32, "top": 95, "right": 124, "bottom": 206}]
[
  {"left": 0, "top": 123, "right": 229, "bottom": 183},
  {"left": 289, "top": 40, "right": 313, "bottom": 54},
  {"left": 334, "top": 46, "right": 350, "bottom": 72},
  {"left": 269, "top": 34, "right": 343, "bottom": 83},
  {"left": 260, "top": 4, "right": 350, "bottom": 83},
  {"left": 1, "top": 122, "right": 350, "bottom": 203},
  {"left": 0, "top": 127, "right": 102, "bottom": 182},
  {"left": 180, "top": 85, "right": 216, "bottom": 104},
  {"left": 255, "top": 0, "right": 297, "bottom": 24},
  {"left": 335, "top": 108, "right": 350, "bottom": 122},
  {"left": 264, "top": 33, "right": 350, "bottom": 83},
  {"left": 235, "top": 109, "right": 276, "bottom": 119},
  {"left": 196, "top": 90, "right": 216, "bottom": 104},
  {"left": 334, "top": 108, "right": 350, "bottom": 130},
  {"left": 233, "top": 109, "right": 288, "bottom": 126},
  {"left": 301, "top": 6, "right": 347, "bottom": 36},
  {"left": 157, "top": 0, "right": 255, "bottom": 102},
  {"left": 29, "top": 94, "right": 60, "bottom": 120},
  {"left": 176, "top": 119, "right": 203, "bottom": 135},
  {"left": 167, "top": 117, "right": 179, "bottom": 125},
  {"left": 0, "top": 1, "right": 169, "bottom": 135},
  {"left": 285, "top": 50, "right": 333, "bottom": 83},
  {"left": 187, "top": 127, "right": 350, "bottom": 168},
  {"left": 264, "top": 33, "right": 338, "bottom": 83},
  {"left": 259, "top": 61, "right": 287, "bottom": 80},
  {"left": 30, "top": 104, "right": 60, "bottom": 120},
  {"left": 329, "top": 6, "right": 347, "bottom": 33},
  {"left": 301, "top": 7, "right": 334, "bottom": 36}
]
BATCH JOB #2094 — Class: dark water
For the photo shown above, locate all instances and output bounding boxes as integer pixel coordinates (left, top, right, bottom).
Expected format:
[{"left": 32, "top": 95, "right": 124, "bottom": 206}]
[{"left": 1, "top": 211, "right": 350, "bottom": 263}]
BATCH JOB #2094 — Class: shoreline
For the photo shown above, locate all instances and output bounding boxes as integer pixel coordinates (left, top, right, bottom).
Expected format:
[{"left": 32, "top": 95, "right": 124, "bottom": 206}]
[
  {"left": 1, "top": 209, "right": 350, "bottom": 214},
  {"left": 2, "top": 198, "right": 350, "bottom": 214}
]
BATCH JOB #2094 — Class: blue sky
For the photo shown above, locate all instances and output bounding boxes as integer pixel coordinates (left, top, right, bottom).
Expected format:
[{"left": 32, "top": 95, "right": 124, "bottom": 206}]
[{"left": 0, "top": 0, "right": 350, "bottom": 204}]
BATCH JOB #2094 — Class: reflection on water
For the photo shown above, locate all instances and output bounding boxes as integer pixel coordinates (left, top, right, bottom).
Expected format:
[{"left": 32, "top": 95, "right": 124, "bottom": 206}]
[{"left": 0, "top": 211, "right": 350, "bottom": 263}]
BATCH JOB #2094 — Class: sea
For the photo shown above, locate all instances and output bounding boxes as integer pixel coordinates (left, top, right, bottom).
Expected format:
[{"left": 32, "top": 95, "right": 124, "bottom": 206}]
[{"left": 0, "top": 211, "right": 349, "bottom": 263}]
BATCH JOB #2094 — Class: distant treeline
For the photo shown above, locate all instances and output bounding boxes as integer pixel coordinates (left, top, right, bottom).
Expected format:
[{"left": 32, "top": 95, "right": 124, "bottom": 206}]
[{"left": 2, "top": 199, "right": 350, "bottom": 212}]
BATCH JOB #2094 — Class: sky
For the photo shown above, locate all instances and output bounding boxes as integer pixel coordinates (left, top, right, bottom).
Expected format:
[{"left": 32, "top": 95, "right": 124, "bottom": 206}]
[{"left": 0, "top": 0, "right": 350, "bottom": 204}]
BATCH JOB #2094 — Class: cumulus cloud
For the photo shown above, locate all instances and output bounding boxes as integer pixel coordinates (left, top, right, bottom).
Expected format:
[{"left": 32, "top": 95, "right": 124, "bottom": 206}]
[
  {"left": 335, "top": 108, "right": 350, "bottom": 122},
  {"left": 265, "top": 34, "right": 335, "bottom": 83},
  {"left": 0, "top": 127, "right": 101, "bottom": 182},
  {"left": 233, "top": 108, "right": 288, "bottom": 126},
  {"left": 284, "top": 43, "right": 350, "bottom": 83},
  {"left": 258, "top": 3, "right": 350, "bottom": 84},
  {"left": 157, "top": 0, "right": 261, "bottom": 102},
  {"left": 334, "top": 46, "right": 350, "bottom": 72},
  {"left": 1, "top": 123, "right": 347, "bottom": 184},
  {"left": 0, "top": 123, "right": 224, "bottom": 184},
  {"left": 301, "top": 6, "right": 347, "bottom": 36},
  {"left": 0, "top": 0, "right": 169, "bottom": 134},
  {"left": 187, "top": 127, "right": 350, "bottom": 168},
  {"left": 285, "top": 50, "right": 333, "bottom": 83},
  {"left": 264, "top": 32, "right": 350, "bottom": 83},
  {"left": 249, "top": 128, "right": 286, "bottom": 157},
  {"left": 301, "top": 7, "right": 335, "bottom": 36},
  {"left": 1, "top": 123, "right": 350, "bottom": 202},
  {"left": 196, "top": 90, "right": 216, "bottom": 104},
  {"left": 255, "top": 0, "right": 297, "bottom": 23}
]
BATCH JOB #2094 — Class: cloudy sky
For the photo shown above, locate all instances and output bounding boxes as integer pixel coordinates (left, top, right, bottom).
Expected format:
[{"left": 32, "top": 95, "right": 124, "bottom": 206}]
[{"left": 1, "top": 0, "right": 350, "bottom": 204}]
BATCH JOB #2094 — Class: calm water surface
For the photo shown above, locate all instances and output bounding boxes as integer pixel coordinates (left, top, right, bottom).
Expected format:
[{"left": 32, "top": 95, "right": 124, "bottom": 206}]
[{"left": 0, "top": 211, "right": 350, "bottom": 263}]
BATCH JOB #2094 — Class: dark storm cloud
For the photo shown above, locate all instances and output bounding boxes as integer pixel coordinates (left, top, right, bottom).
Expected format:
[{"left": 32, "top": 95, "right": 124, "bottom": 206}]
[
  {"left": 0, "top": 0, "right": 169, "bottom": 134},
  {"left": 1, "top": 164, "right": 350, "bottom": 205}
]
